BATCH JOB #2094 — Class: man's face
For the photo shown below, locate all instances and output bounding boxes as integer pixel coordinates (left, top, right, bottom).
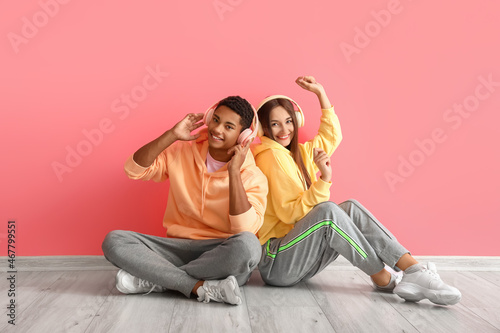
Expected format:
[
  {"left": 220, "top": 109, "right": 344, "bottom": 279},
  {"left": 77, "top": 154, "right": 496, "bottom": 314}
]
[{"left": 207, "top": 105, "right": 243, "bottom": 150}]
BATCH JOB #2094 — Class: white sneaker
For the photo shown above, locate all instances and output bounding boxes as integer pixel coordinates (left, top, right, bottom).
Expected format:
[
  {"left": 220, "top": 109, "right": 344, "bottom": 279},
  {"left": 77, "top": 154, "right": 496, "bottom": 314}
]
[
  {"left": 115, "top": 269, "right": 167, "bottom": 294},
  {"left": 197, "top": 276, "right": 242, "bottom": 305},
  {"left": 394, "top": 262, "right": 461, "bottom": 305},
  {"left": 371, "top": 271, "right": 402, "bottom": 292}
]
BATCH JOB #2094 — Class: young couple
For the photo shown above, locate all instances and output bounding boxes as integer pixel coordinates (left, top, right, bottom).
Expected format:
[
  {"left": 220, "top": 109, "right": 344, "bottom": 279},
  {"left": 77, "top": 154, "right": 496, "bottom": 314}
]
[{"left": 102, "top": 76, "right": 461, "bottom": 306}]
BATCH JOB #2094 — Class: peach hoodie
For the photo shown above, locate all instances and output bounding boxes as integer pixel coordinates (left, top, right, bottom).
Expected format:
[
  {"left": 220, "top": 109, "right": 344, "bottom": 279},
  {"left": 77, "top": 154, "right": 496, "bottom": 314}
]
[{"left": 124, "top": 128, "right": 268, "bottom": 240}]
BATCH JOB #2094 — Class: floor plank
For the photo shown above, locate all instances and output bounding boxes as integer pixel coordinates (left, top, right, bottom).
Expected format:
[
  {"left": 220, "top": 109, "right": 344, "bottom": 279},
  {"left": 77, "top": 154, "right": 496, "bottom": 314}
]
[
  {"left": 357, "top": 270, "right": 499, "bottom": 333},
  {"left": 244, "top": 270, "right": 334, "bottom": 332},
  {"left": 445, "top": 272, "right": 500, "bottom": 310},
  {"left": 86, "top": 289, "right": 178, "bottom": 332},
  {"left": 386, "top": 300, "right": 498, "bottom": 333},
  {"left": 2, "top": 259, "right": 500, "bottom": 332},
  {"left": 244, "top": 270, "right": 319, "bottom": 307},
  {"left": 248, "top": 306, "right": 335, "bottom": 333},
  {"left": 2, "top": 270, "right": 115, "bottom": 333},
  {"left": 473, "top": 271, "right": 500, "bottom": 287},
  {"left": 445, "top": 271, "right": 500, "bottom": 331},
  {"left": 167, "top": 294, "right": 253, "bottom": 333},
  {"left": 306, "top": 270, "right": 419, "bottom": 333},
  {"left": 1, "top": 271, "right": 65, "bottom": 331}
]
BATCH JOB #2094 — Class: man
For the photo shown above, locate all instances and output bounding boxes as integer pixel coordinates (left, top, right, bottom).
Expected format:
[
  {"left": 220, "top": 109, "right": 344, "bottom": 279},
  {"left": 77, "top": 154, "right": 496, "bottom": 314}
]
[{"left": 102, "top": 96, "right": 268, "bottom": 305}]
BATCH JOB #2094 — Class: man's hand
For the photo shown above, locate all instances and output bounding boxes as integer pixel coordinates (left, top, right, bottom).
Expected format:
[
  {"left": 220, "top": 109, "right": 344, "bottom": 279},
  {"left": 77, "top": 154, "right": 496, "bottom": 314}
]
[
  {"left": 314, "top": 148, "right": 332, "bottom": 182},
  {"left": 171, "top": 113, "right": 205, "bottom": 141},
  {"left": 132, "top": 113, "right": 204, "bottom": 167},
  {"left": 227, "top": 138, "right": 253, "bottom": 215},
  {"left": 227, "top": 139, "right": 252, "bottom": 174}
]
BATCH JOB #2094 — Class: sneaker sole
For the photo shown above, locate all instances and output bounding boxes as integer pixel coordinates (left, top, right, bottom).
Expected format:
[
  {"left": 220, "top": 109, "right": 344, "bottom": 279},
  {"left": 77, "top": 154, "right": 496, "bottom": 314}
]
[{"left": 394, "top": 283, "right": 461, "bottom": 305}]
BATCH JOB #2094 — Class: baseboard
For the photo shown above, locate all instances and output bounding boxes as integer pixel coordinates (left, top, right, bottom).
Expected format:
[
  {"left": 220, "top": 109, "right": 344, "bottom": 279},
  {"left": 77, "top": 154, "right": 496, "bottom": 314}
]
[
  {"left": 1, "top": 255, "right": 499, "bottom": 272},
  {"left": 326, "top": 255, "right": 500, "bottom": 272},
  {"left": 0, "top": 256, "right": 115, "bottom": 272}
]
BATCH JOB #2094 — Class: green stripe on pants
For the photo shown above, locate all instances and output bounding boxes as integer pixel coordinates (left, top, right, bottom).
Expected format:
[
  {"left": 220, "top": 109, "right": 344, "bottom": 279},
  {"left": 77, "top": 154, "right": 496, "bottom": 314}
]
[{"left": 265, "top": 220, "right": 368, "bottom": 260}]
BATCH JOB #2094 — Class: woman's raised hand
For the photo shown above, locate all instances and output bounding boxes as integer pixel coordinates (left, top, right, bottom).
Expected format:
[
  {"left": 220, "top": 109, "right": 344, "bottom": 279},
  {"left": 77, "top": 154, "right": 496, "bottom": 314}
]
[
  {"left": 296, "top": 76, "right": 325, "bottom": 96},
  {"left": 296, "top": 76, "right": 332, "bottom": 109}
]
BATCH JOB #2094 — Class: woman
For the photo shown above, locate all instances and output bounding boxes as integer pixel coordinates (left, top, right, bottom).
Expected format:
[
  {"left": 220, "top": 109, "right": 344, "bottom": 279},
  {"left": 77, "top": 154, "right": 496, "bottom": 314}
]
[{"left": 252, "top": 76, "right": 461, "bottom": 306}]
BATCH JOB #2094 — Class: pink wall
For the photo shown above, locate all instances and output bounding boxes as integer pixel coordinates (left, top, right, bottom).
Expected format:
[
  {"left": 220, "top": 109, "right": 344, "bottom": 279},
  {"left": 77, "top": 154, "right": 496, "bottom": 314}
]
[{"left": 1, "top": 0, "right": 499, "bottom": 256}]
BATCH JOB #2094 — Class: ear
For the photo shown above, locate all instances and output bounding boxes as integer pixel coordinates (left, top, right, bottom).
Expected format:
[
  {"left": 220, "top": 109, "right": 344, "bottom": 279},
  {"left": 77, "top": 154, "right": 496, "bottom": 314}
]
[{"left": 203, "top": 102, "right": 219, "bottom": 125}]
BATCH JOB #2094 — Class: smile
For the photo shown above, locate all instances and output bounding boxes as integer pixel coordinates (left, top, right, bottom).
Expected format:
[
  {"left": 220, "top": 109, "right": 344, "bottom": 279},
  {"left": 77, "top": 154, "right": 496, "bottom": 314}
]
[
  {"left": 211, "top": 133, "right": 223, "bottom": 141},
  {"left": 277, "top": 134, "right": 290, "bottom": 140}
]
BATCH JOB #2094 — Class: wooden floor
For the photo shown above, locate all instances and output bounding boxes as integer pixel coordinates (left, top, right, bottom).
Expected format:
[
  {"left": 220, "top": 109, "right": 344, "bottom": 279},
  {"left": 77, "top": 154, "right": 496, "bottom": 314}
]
[{"left": 1, "top": 256, "right": 500, "bottom": 333}]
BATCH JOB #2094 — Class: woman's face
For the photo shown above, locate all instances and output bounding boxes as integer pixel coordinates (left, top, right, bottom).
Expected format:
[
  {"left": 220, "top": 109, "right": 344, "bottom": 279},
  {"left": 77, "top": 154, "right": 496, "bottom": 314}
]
[{"left": 269, "top": 106, "right": 294, "bottom": 147}]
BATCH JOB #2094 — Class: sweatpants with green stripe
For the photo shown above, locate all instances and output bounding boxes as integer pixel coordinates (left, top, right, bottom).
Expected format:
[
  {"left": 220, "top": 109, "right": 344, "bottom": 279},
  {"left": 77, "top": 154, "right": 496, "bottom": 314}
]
[{"left": 259, "top": 199, "right": 409, "bottom": 286}]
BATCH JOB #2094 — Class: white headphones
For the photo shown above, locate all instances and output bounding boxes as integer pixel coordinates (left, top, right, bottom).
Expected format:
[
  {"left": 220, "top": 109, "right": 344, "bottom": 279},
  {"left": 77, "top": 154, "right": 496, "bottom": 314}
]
[
  {"left": 255, "top": 95, "right": 305, "bottom": 137},
  {"left": 203, "top": 101, "right": 259, "bottom": 146}
]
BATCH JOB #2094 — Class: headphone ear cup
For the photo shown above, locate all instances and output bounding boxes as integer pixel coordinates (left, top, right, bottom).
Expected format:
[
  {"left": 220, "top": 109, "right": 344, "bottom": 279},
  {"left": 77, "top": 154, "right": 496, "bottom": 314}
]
[
  {"left": 238, "top": 128, "right": 254, "bottom": 146},
  {"left": 204, "top": 102, "right": 220, "bottom": 125},
  {"left": 203, "top": 108, "right": 213, "bottom": 125},
  {"left": 295, "top": 111, "right": 304, "bottom": 128}
]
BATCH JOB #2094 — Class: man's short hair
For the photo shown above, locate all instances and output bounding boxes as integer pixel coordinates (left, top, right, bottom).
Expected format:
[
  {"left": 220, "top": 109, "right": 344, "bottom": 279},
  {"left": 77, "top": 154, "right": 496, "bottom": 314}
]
[{"left": 217, "top": 96, "right": 254, "bottom": 131}]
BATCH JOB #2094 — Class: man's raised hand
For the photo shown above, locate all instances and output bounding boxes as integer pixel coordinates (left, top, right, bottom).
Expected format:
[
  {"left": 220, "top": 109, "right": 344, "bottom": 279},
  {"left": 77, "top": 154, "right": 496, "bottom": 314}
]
[{"left": 171, "top": 113, "right": 205, "bottom": 141}]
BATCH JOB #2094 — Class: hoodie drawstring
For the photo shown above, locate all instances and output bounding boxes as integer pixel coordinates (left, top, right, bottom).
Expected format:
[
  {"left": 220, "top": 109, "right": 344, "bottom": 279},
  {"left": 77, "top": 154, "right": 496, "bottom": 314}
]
[{"left": 201, "top": 174, "right": 212, "bottom": 217}]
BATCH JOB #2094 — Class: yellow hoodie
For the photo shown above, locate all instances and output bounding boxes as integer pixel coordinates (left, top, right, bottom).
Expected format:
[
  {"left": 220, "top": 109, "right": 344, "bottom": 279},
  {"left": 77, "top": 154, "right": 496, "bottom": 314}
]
[
  {"left": 124, "top": 128, "right": 268, "bottom": 240},
  {"left": 252, "top": 106, "right": 342, "bottom": 244}
]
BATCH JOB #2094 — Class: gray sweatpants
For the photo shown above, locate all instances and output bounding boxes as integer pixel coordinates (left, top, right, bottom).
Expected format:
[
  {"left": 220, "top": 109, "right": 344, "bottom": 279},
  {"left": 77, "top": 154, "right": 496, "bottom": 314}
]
[
  {"left": 102, "top": 230, "right": 261, "bottom": 297},
  {"left": 259, "top": 199, "right": 409, "bottom": 286}
]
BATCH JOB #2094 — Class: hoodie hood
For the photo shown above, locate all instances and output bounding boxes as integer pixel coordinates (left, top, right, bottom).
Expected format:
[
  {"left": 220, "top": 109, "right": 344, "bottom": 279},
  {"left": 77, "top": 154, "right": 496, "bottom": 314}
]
[{"left": 252, "top": 135, "right": 291, "bottom": 159}]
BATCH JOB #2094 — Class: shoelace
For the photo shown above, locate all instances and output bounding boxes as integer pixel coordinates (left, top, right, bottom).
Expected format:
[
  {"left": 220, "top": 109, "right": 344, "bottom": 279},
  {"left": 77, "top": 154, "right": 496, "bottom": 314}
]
[
  {"left": 424, "top": 262, "right": 440, "bottom": 279},
  {"left": 205, "top": 285, "right": 224, "bottom": 301},
  {"left": 138, "top": 279, "right": 159, "bottom": 295}
]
